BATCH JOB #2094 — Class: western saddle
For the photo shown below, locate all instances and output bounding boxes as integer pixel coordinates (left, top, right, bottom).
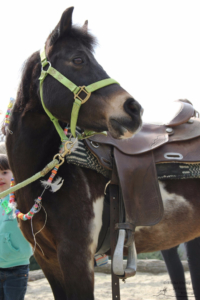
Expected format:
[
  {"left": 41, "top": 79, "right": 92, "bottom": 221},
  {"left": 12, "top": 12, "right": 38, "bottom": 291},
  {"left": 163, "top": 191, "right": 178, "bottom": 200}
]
[{"left": 85, "top": 100, "right": 200, "bottom": 299}]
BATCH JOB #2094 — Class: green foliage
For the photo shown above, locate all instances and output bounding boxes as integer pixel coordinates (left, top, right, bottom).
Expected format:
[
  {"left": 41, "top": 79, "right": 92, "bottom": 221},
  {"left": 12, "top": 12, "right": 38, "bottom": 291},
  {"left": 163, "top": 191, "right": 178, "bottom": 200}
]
[
  {"left": 29, "top": 255, "right": 41, "bottom": 271},
  {"left": 137, "top": 251, "right": 164, "bottom": 260}
]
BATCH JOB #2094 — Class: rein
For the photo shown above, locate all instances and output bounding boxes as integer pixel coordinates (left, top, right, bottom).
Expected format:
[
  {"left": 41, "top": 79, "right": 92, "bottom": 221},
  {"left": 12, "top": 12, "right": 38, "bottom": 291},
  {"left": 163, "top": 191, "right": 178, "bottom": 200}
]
[{"left": 39, "top": 47, "right": 119, "bottom": 140}]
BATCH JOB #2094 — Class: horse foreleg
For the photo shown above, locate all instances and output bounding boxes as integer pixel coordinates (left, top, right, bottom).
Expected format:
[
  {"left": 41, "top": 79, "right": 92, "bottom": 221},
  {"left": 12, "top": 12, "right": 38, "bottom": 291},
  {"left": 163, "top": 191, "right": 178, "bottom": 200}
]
[
  {"left": 56, "top": 196, "right": 104, "bottom": 300},
  {"left": 57, "top": 245, "right": 95, "bottom": 300},
  {"left": 34, "top": 251, "right": 67, "bottom": 300}
]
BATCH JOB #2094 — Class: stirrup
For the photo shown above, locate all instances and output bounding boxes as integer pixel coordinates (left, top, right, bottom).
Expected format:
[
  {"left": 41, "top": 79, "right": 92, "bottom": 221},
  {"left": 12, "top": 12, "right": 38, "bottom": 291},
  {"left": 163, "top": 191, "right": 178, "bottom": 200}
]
[{"left": 113, "top": 229, "right": 137, "bottom": 279}]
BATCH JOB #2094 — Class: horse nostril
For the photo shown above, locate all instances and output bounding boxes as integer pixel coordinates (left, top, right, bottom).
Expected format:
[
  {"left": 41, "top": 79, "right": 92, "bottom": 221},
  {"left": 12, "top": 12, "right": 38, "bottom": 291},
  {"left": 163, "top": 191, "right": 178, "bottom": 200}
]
[{"left": 124, "top": 98, "right": 142, "bottom": 116}]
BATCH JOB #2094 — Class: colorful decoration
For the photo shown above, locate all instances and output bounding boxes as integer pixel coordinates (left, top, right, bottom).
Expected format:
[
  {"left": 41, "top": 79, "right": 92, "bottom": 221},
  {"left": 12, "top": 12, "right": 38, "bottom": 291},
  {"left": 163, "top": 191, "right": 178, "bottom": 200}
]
[
  {"left": 15, "top": 196, "right": 42, "bottom": 221},
  {"left": 40, "top": 166, "right": 64, "bottom": 192},
  {"left": 9, "top": 178, "right": 15, "bottom": 204},
  {"left": 4, "top": 97, "right": 15, "bottom": 132},
  {"left": 9, "top": 155, "right": 65, "bottom": 220},
  {"left": 48, "top": 165, "right": 59, "bottom": 183},
  {"left": 7, "top": 120, "right": 78, "bottom": 221},
  {"left": 1, "top": 198, "right": 12, "bottom": 214}
]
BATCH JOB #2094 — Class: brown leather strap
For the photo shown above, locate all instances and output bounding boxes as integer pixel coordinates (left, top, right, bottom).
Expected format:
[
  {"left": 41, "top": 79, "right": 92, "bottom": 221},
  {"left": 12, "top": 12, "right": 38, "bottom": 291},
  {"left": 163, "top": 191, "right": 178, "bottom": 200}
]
[
  {"left": 115, "top": 222, "right": 134, "bottom": 231},
  {"left": 115, "top": 223, "right": 135, "bottom": 247},
  {"left": 110, "top": 181, "right": 121, "bottom": 300},
  {"left": 114, "top": 148, "right": 164, "bottom": 226}
]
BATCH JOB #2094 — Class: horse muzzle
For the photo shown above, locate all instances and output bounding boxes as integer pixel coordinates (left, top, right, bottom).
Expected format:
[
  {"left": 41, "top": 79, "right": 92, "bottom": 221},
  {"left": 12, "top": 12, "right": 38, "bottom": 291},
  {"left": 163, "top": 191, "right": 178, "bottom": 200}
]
[{"left": 108, "top": 97, "right": 143, "bottom": 139}]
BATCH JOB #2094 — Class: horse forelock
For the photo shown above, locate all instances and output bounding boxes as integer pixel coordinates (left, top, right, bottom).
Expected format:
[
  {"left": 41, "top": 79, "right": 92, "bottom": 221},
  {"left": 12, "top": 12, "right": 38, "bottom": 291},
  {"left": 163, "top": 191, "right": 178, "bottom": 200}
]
[{"left": 48, "top": 25, "right": 97, "bottom": 53}]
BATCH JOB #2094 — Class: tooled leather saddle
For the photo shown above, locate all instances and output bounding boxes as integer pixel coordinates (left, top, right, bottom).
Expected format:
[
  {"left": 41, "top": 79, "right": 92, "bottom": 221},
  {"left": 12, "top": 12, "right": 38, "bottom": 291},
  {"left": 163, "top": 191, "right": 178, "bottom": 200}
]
[{"left": 85, "top": 100, "right": 200, "bottom": 286}]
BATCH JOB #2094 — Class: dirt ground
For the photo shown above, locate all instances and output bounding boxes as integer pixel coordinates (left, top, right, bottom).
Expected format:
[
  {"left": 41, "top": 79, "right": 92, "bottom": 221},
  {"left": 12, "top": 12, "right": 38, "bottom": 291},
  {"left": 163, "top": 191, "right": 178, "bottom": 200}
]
[{"left": 25, "top": 271, "right": 194, "bottom": 300}]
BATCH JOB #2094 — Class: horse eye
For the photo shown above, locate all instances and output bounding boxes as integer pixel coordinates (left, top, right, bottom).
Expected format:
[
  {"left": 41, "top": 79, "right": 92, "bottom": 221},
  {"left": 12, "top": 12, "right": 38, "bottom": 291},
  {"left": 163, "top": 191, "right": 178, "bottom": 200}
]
[{"left": 73, "top": 58, "right": 83, "bottom": 65}]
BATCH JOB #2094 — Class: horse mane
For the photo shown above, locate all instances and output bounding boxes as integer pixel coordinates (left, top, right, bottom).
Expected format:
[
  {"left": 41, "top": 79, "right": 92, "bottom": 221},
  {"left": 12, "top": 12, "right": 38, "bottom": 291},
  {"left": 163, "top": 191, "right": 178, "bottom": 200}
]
[{"left": 14, "top": 51, "right": 41, "bottom": 114}]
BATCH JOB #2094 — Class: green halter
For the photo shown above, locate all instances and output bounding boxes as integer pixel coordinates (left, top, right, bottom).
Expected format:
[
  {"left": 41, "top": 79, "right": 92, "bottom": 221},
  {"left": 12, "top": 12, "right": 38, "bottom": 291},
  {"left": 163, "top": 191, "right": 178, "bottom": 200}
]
[{"left": 39, "top": 47, "right": 119, "bottom": 141}]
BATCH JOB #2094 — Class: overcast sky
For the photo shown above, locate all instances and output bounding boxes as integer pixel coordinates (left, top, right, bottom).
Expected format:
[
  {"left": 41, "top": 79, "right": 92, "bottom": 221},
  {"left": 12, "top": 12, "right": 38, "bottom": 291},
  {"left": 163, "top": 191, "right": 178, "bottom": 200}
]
[{"left": 0, "top": 0, "right": 200, "bottom": 123}]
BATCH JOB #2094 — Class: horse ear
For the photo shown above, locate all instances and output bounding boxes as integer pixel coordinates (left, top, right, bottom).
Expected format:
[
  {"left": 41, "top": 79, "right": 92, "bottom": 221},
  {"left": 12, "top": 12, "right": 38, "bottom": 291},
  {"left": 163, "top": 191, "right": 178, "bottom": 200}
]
[
  {"left": 59, "top": 7, "right": 74, "bottom": 36},
  {"left": 49, "top": 7, "right": 74, "bottom": 45},
  {"left": 82, "top": 20, "right": 88, "bottom": 32}
]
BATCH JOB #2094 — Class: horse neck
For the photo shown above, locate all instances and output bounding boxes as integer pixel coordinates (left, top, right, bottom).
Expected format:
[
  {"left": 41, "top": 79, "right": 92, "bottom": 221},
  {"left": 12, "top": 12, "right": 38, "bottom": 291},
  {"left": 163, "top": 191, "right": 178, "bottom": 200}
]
[{"left": 7, "top": 109, "right": 61, "bottom": 183}]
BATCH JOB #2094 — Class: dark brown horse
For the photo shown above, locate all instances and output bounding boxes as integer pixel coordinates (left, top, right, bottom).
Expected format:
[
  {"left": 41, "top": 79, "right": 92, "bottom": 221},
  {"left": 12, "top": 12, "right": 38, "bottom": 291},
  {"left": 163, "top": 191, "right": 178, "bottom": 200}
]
[{"left": 6, "top": 7, "right": 142, "bottom": 300}]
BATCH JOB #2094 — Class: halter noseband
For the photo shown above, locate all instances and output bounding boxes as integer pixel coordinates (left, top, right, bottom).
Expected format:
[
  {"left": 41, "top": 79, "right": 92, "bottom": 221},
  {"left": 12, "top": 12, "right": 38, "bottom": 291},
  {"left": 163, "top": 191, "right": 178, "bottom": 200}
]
[{"left": 39, "top": 47, "right": 119, "bottom": 141}]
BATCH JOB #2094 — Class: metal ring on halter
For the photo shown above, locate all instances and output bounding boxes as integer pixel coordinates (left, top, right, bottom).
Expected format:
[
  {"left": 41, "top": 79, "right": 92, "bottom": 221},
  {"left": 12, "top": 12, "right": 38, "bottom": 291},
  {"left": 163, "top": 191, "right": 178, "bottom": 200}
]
[
  {"left": 74, "top": 86, "right": 91, "bottom": 104},
  {"left": 41, "top": 61, "right": 51, "bottom": 72}
]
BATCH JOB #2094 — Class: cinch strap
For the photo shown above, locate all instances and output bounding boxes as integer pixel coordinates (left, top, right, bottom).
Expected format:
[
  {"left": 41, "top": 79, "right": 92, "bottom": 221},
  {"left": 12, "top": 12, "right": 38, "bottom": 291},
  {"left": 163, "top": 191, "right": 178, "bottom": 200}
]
[{"left": 39, "top": 47, "right": 119, "bottom": 140}]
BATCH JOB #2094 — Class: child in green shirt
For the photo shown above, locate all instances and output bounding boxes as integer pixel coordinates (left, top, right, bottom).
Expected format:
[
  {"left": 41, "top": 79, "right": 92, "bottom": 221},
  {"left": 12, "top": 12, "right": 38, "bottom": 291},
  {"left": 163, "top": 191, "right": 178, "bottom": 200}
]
[{"left": 0, "top": 154, "right": 32, "bottom": 300}]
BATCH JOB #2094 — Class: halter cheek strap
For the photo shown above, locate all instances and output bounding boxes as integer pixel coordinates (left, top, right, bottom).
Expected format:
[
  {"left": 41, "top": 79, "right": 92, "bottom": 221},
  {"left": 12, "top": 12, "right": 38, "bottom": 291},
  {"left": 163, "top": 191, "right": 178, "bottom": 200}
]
[{"left": 39, "top": 47, "right": 119, "bottom": 140}]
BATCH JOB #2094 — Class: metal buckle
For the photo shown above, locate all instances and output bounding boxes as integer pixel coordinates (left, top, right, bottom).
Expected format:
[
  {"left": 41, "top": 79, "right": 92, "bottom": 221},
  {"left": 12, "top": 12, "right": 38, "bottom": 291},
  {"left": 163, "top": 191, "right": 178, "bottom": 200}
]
[
  {"left": 74, "top": 86, "right": 91, "bottom": 104},
  {"left": 53, "top": 140, "right": 77, "bottom": 167},
  {"left": 41, "top": 61, "right": 51, "bottom": 72}
]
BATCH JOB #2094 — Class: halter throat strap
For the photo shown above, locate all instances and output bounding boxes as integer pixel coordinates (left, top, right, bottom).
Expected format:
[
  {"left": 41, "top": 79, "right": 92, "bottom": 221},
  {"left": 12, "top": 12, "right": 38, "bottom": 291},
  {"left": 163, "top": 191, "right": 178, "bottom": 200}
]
[{"left": 39, "top": 47, "right": 119, "bottom": 140}]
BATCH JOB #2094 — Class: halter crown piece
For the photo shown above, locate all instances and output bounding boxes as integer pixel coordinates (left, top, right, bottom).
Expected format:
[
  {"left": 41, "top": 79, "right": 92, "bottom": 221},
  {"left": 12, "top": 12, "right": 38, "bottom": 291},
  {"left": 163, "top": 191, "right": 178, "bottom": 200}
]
[{"left": 39, "top": 46, "right": 120, "bottom": 140}]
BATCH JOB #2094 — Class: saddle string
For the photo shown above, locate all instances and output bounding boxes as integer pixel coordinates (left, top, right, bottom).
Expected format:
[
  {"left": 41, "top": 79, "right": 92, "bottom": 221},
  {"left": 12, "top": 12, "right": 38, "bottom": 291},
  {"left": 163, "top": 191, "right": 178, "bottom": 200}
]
[
  {"left": 104, "top": 180, "right": 111, "bottom": 195},
  {"left": 31, "top": 205, "right": 47, "bottom": 256}
]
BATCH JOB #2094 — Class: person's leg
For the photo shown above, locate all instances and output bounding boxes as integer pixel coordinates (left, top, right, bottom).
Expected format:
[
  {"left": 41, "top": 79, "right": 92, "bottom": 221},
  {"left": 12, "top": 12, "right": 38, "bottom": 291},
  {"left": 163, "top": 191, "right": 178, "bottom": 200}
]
[
  {"left": 161, "top": 246, "right": 188, "bottom": 300},
  {"left": 3, "top": 265, "right": 29, "bottom": 300},
  {"left": 185, "top": 237, "right": 200, "bottom": 300},
  {"left": 0, "top": 269, "right": 5, "bottom": 300}
]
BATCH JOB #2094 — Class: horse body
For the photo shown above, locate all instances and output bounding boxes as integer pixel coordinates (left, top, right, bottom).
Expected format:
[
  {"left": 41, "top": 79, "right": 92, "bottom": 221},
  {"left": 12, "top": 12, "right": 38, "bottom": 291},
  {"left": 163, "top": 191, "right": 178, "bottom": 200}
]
[
  {"left": 6, "top": 6, "right": 199, "bottom": 300},
  {"left": 135, "top": 179, "right": 200, "bottom": 253},
  {"left": 6, "top": 7, "right": 142, "bottom": 300}
]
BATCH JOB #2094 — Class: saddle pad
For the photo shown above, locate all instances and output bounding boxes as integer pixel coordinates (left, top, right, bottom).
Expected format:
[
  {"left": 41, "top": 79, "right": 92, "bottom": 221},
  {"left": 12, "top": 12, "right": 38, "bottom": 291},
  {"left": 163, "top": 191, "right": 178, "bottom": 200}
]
[
  {"left": 114, "top": 148, "right": 164, "bottom": 226},
  {"left": 157, "top": 163, "right": 200, "bottom": 180}
]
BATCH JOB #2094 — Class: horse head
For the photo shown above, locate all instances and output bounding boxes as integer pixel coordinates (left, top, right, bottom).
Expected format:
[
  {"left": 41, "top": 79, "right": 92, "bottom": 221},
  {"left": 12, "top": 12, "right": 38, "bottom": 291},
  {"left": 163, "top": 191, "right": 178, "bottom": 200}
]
[{"left": 38, "top": 7, "right": 142, "bottom": 139}]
